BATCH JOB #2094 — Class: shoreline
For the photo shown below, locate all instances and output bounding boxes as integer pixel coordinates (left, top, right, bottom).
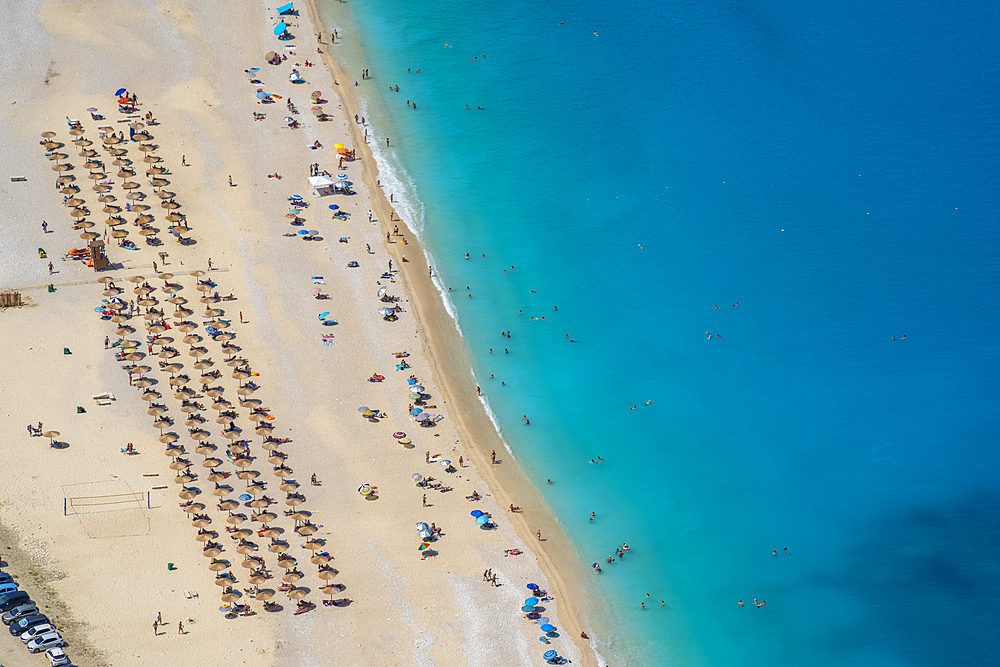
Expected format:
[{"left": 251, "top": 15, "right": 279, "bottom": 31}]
[
  {"left": 302, "top": 0, "right": 602, "bottom": 662},
  {"left": 0, "top": 1, "right": 602, "bottom": 664}
]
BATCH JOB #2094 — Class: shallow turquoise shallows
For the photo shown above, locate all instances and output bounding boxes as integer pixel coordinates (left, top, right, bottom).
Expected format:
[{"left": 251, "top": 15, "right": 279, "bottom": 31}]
[{"left": 316, "top": 0, "right": 1000, "bottom": 664}]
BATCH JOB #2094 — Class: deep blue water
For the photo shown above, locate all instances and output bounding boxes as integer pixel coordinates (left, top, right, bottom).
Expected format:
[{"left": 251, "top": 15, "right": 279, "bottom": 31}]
[{"left": 315, "top": 0, "right": 1000, "bottom": 664}]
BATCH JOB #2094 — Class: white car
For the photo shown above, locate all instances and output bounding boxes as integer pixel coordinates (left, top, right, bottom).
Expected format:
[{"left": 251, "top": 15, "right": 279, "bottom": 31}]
[
  {"left": 21, "top": 622, "right": 55, "bottom": 643},
  {"left": 46, "top": 646, "right": 71, "bottom": 666},
  {"left": 27, "top": 632, "right": 65, "bottom": 653}
]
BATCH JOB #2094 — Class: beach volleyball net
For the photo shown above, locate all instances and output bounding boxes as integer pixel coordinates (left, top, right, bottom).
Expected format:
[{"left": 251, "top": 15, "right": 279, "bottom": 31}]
[{"left": 64, "top": 491, "right": 148, "bottom": 515}]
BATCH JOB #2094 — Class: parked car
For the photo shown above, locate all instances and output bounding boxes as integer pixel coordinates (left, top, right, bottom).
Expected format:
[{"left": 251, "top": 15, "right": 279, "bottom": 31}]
[
  {"left": 46, "top": 647, "right": 71, "bottom": 667},
  {"left": 21, "top": 623, "right": 56, "bottom": 643},
  {"left": 27, "top": 632, "right": 65, "bottom": 653},
  {"left": 0, "top": 591, "right": 31, "bottom": 612},
  {"left": 0, "top": 582, "right": 19, "bottom": 595},
  {"left": 1, "top": 603, "right": 38, "bottom": 625},
  {"left": 10, "top": 614, "right": 48, "bottom": 636},
  {"left": 0, "top": 572, "right": 14, "bottom": 585}
]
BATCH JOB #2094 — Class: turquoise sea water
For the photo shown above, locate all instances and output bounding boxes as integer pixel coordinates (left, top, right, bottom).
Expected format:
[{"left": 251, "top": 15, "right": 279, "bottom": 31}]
[{"left": 314, "top": 0, "right": 1000, "bottom": 664}]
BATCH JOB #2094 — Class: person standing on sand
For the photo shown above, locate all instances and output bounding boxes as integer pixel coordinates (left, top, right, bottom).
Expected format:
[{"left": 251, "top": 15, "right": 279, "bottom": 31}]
[
  {"left": 178, "top": 621, "right": 184, "bottom": 634},
  {"left": 422, "top": 494, "right": 427, "bottom": 507},
  {"left": 537, "top": 530, "right": 542, "bottom": 541},
  {"left": 105, "top": 336, "right": 109, "bottom": 349},
  {"left": 153, "top": 620, "right": 158, "bottom": 636},
  {"left": 491, "top": 450, "right": 496, "bottom": 464}
]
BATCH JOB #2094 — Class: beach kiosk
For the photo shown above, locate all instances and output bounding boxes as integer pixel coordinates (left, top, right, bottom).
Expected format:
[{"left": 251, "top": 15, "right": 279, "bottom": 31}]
[
  {"left": 309, "top": 175, "right": 336, "bottom": 196},
  {"left": 89, "top": 238, "right": 109, "bottom": 271}
]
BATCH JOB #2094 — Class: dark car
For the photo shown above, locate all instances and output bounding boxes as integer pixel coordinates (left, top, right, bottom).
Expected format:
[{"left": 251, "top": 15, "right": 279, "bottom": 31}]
[
  {"left": 10, "top": 614, "right": 49, "bottom": 636},
  {"left": 0, "top": 590, "right": 31, "bottom": 612},
  {"left": 0, "top": 572, "right": 14, "bottom": 585},
  {"left": 2, "top": 603, "right": 39, "bottom": 625}
]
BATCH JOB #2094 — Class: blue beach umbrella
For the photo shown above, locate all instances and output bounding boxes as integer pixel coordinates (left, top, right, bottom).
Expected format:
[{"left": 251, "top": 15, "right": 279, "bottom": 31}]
[
  {"left": 238, "top": 493, "right": 252, "bottom": 501},
  {"left": 336, "top": 173, "right": 348, "bottom": 180},
  {"left": 470, "top": 510, "right": 484, "bottom": 518},
  {"left": 273, "top": 22, "right": 287, "bottom": 35},
  {"left": 307, "top": 230, "right": 319, "bottom": 237},
  {"left": 115, "top": 88, "right": 126, "bottom": 96},
  {"left": 318, "top": 312, "right": 330, "bottom": 320},
  {"left": 410, "top": 408, "right": 422, "bottom": 415},
  {"left": 521, "top": 605, "right": 536, "bottom": 613},
  {"left": 256, "top": 91, "right": 269, "bottom": 99},
  {"left": 527, "top": 583, "right": 539, "bottom": 590},
  {"left": 328, "top": 204, "right": 339, "bottom": 210},
  {"left": 540, "top": 624, "right": 555, "bottom": 632},
  {"left": 525, "top": 597, "right": 539, "bottom": 606},
  {"left": 297, "top": 229, "right": 309, "bottom": 235},
  {"left": 543, "top": 650, "right": 558, "bottom": 660},
  {"left": 475, "top": 515, "right": 490, "bottom": 525}
]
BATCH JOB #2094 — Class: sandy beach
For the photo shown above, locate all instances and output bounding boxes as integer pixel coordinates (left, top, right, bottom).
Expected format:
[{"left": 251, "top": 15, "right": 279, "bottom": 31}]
[{"left": 0, "top": 1, "right": 599, "bottom": 666}]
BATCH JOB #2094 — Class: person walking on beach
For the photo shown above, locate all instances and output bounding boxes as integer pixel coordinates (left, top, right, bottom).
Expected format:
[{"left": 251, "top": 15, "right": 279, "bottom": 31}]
[
  {"left": 48, "top": 261, "right": 54, "bottom": 274},
  {"left": 153, "top": 620, "right": 158, "bottom": 636},
  {"left": 207, "top": 258, "right": 213, "bottom": 270},
  {"left": 422, "top": 493, "right": 427, "bottom": 507},
  {"left": 181, "top": 155, "right": 186, "bottom": 166},
  {"left": 105, "top": 336, "right": 109, "bottom": 349},
  {"left": 42, "top": 221, "right": 47, "bottom": 233},
  {"left": 178, "top": 621, "right": 184, "bottom": 634},
  {"left": 491, "top": 450, "right": 496, "bottom": 464},
  {"left": 239, "top": 311, "right": 244, "bottom": 324},
  {"left": 537, "top": 530, "right": 542, "bottom": 541}
]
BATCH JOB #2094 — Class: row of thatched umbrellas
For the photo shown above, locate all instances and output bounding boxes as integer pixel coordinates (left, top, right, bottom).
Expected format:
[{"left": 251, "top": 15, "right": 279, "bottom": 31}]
[
  {"left": 98, "top": 270, "right": 341, "bottom": 609},
  {"left": 41, "top": 124, "right": 185, "bottom": 246}
]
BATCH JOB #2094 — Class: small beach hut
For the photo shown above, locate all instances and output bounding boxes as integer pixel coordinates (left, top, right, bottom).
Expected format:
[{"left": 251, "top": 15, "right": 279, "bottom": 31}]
[{"left": 308, "top": 175, "right": 335, "bottom": 196}]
